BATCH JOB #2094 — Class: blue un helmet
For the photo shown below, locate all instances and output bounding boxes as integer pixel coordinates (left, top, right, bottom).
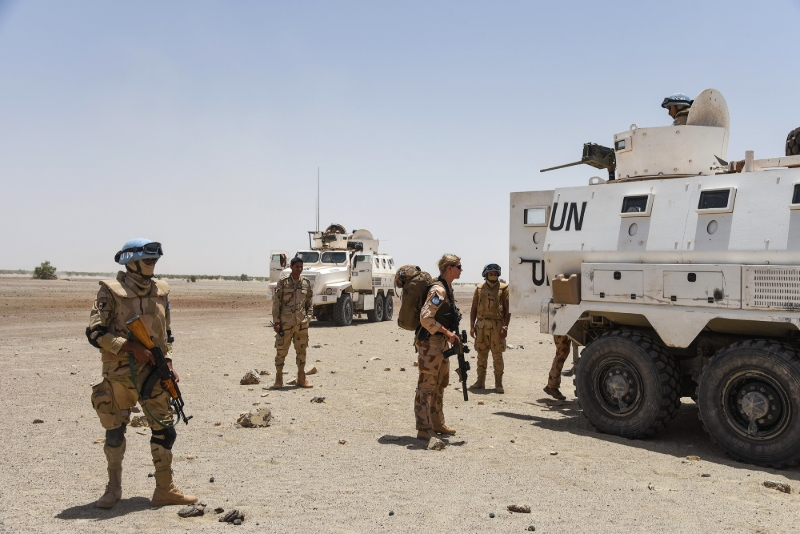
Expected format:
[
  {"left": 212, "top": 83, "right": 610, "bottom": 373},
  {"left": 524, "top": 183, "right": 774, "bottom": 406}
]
[
  {"left": 482, "top": 263, "right": 502, "bottom": 278},
  {"left": 114, "top": 238, "right": 164, "bottom": 265},
  {"left": 661, "top": 93, "right": 693, "bottom": 109}
]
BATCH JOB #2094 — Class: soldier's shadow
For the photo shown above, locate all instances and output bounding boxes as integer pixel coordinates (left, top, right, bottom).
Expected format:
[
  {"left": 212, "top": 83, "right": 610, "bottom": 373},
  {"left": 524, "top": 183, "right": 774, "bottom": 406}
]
[
  {"left": 56, "top": 497, "right": 153, "bottom": 520},
  {"left": 377, "top": 434, "right": 467, "bottom": 450}
]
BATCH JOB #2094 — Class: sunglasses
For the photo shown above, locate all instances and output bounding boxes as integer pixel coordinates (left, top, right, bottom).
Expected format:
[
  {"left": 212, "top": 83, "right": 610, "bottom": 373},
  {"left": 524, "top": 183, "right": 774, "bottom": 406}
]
[{"left": 452, "top": 264, "right": 463, "bottom": 270}]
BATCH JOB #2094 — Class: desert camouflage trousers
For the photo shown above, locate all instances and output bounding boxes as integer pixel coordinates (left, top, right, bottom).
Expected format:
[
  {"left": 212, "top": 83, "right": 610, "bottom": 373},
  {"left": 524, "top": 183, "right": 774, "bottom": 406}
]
[
  {"left": 547, "top": 335, "right": 572, "bottom": 389},
  {"left": 90, "top": 358, "right": 173, "bottom": 430},
  {"left": 275, "top": 322, "right": 308, "bottom": 373},
  {"left": 474, "top": 318, "right": 505, "bottom": 373},
  {"left": 414, "top": 335, "right": 450, "bottom": 431}
]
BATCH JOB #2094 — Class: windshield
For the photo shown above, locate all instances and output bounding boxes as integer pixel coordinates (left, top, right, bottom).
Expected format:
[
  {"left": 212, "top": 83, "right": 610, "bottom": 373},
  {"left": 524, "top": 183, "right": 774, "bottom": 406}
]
[
  {"left": 295, "top": 251, "right": 319, "bottom": 264},
  {"left": 321, "top": 251, "right": 347, "bottom": 264},
  {"left": 355, "top": 254, "right": 371, "bottom": 267}
]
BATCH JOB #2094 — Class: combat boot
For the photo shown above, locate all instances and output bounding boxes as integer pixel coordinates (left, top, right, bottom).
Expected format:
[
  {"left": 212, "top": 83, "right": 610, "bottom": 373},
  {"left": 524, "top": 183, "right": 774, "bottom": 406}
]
[
  {"left": 150, "top": 444, "right": 198, "bottom": 507},
  {"left": 494, "top": 372, "right": 504, "bottom": 394},
  {"left": 416, "top": 429, "right": 437, "bottom": 440},
  {"left": 468, "top": 369, "right": 486, "bottom": 390},
  {"left": 96, "top": 441, "right": 126, "bottom": 509},
  {"left": 296, "top": 369, "right": 313, "bottom": 388},
  {"left": 543, "top": 386, "right": 566, "bottom": 401}
]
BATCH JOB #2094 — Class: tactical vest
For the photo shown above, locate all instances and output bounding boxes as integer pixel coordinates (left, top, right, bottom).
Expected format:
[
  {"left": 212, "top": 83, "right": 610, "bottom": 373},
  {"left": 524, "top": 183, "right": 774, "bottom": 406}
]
[
  {"left": 100, "top": 274, "right": 170, "bottom": 358},
  {"left": 431, "top": 279, "right": 459, "bottom": 331},
  {"left": 477, "top": 281, "right": 508, "bottom": 320}
]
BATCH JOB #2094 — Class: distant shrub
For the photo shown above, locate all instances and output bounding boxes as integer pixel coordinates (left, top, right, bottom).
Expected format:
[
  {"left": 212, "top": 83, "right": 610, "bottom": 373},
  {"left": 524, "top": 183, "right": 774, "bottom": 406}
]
[
  {"left": 190, "top": 275, "right": 197, "bottom": 282},
  {"left": 32, "top": 261, "right": 57, "bottom": 280},
  {"left": 240, "top": 274, "right": 249, "bottom": 281}
]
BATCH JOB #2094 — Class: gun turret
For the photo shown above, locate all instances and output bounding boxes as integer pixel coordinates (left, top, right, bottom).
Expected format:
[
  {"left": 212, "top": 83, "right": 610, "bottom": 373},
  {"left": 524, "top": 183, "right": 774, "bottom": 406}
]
[{"left": 540, "top": 142, "right": 616, "bottom": 181}]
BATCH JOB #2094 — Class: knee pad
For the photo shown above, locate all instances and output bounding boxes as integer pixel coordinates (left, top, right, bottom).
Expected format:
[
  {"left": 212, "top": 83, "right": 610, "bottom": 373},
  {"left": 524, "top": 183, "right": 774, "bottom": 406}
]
[
  {"left": 150, "top": 426, "right": 177, "bottom": 449},
  {"left": 105, "top": 425, "right": 126, "bottom": 448}
]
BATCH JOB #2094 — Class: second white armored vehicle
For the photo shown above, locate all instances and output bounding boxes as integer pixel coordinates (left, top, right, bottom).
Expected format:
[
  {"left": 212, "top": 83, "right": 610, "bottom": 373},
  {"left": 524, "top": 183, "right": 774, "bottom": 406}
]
[
  {"left": 513, "top": 89, "right": 800, "bottom": 467},
  {"left": 270, "top": 224, "right": 397, "bottom": 326}
]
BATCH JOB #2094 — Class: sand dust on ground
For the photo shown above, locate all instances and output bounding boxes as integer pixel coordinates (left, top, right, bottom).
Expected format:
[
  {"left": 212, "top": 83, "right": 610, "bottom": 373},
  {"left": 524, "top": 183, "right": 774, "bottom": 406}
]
[{"left": 0, "top": 277, "right": 797, "bottom": 533}]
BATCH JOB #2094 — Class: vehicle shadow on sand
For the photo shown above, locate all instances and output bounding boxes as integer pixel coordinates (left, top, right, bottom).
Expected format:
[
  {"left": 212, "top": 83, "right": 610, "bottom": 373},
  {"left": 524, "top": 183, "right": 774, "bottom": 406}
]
[
  {"left": 377, "top": 434, "right": 467, "bottom": 450},
  {"left": 56, "top": 496, "right": 153, "bottom": 521},
  {"left": 494, "top": 399, "right": 800, "bottom": 480}
]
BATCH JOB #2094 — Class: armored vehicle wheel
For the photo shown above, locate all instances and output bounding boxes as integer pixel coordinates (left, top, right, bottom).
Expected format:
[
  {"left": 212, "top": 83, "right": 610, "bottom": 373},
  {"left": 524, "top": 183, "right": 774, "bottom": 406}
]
[
  {"left": 333, "top": 293, "right": 353, "bottom": 326},
  {"left": 575, "top": 330, "right": 681, "bottom": 438},
  {"left": 697, "top": 340, "right": 800, "bottom": 467},
  {"left": 367, "top": 294, "right": 384, "bottom": 322},
  {"left": 382, "top": 293, "right": 394, "bottom": 321},
  {"left": 786, "top": 126, "right": 800, "bottom": 156}
]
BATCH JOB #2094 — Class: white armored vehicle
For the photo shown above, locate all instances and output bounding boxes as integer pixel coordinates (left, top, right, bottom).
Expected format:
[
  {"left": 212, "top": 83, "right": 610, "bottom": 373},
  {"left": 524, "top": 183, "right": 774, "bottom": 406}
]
[
  {"left": 269, "top": 224, "right": 397, "bottom": 326},
  {"left": 513, "top": 89, "right": 800, "bottom": 467}
]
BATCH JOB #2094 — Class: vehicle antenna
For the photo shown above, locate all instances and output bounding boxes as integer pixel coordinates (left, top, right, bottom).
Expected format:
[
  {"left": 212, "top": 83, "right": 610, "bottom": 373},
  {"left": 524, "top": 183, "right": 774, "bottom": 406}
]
[{"left": 316, "top": 167, "right": 320, "bottom": 232}]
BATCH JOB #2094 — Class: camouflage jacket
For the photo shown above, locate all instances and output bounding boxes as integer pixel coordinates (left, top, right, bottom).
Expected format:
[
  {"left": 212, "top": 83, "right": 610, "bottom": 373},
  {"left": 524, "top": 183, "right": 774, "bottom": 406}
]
[
  {"left": 473, "top": 281, "right": 509, "bottom": 320},
  {"left": 272, "top": 274, "right": 312, "bottom": 327}
]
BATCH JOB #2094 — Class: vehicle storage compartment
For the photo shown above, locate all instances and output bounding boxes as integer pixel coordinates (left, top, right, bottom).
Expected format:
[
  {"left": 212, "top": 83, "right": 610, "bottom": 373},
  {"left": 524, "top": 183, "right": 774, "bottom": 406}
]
[
  {"left": 589, "top": 269, "right": 644, "bottom": 302},
  {"left": 582, "top": 263, "right": 741, "bottom": 307}
]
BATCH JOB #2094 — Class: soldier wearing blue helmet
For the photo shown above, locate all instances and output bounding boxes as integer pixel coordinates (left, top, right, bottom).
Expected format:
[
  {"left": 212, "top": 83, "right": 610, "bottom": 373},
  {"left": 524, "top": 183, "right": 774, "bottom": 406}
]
[
  {"left": 86, "top": 239, "right": 198, "bottom": 509},
  {"left": 662, "top": 93, "right": 693, "bottom": 126},
  {"left": 468, "top": 263, "right": 510, "bottom": 393}
]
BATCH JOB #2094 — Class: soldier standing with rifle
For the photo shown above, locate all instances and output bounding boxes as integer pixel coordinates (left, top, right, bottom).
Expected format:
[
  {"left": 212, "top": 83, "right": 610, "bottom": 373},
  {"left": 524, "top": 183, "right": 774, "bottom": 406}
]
[
  {"left": 414, "top": 253, "right": 464, "bottom": 440},
  {"left": 86, "top": 239, "right": 197, "bottom": 509}
]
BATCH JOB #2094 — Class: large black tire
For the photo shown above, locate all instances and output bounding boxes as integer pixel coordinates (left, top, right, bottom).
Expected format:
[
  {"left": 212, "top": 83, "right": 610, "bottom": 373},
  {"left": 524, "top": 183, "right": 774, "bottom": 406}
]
[
  {"left": 333, "top": 293, "right": 353, "bottom": 326},
  {"left": 575, "top": 330, "right": 681, "bottom": 438},
  {"left": 697, "top": 339, "right": 800, "bottom": 468},
  {"left": 786, "top": 127, "right": 800, "bottom": 156},
  {"left": 382, "top": 293, "right": 394, "bottom": 321},
  {"left": 366, "top": 293, "right": 384, "bottom": 323}
]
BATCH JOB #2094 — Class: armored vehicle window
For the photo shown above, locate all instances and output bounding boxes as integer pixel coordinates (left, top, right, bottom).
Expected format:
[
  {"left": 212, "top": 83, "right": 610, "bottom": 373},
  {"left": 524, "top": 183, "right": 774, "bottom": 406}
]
[
  {"left": 375, "top": 258, "right": 380, "bottom": 268},
  {"left": 295, "top": 252, "right": 319, "bottom": 264},
  {"left": 615, "top": 139, "right": 626, "bottom": 151},
  {"left": 321, "top": 251, "right": 347, "bottom": 264},
  {"left": 271, "top": 254, "right": 282, "bottom": 261},
  {"left": 621, "top": 196, "right": 648, "bottom": 214},
  {"left": 698, "top": 189, "right": 730, "bottom": 210},
  {"left": 793, "top": 184, "right": 800, "bottom": 205},
  {"left": 355, "top": 254, "right": 371, "bottom": 264},
  {"left": 382, "top": 258, "right": 387, "bottom": 268},
  {"left": 389, "top": 259, "right": 394, "bottom": 268},
  {"left": 524, "top": 207, "right": 547, "bottom": 226}
]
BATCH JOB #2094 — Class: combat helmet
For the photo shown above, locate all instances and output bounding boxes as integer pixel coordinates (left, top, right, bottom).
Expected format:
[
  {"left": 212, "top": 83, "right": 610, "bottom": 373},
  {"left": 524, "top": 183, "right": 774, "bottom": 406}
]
[{"left": 482, "top": 263, "right": 501, "bottom": 278}]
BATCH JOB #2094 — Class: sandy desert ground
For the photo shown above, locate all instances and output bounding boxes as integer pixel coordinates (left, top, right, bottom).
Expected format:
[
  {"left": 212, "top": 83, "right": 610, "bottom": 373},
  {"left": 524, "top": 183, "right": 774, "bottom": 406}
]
[{"left": 0, "top": 276, "right": 798, "bottom": 533}]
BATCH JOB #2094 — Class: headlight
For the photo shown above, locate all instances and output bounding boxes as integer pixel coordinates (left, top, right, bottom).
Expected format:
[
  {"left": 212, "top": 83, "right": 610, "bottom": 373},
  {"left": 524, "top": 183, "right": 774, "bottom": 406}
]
[{"left": 326, "top": 288, "right": 333, "bottom": 295}]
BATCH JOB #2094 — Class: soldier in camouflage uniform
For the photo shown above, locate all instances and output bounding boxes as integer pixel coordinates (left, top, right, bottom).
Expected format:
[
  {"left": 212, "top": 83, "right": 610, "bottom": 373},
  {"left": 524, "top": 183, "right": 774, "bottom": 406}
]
[
  {"left": 662, "top": 93, "right": 693, "bottom": 126},
  {"left": 86, "top": 239, "right": 197, "bottom": 509},
  {"left": 468, "top": 263, "right": 510, "bottom": 393},
  {"left": 271, "top": 256, "right": 313, "bottom": 389},
  {"left": 543, "top": 335, "right": 572, "bottom": 400},
  {"left": 414, "top": 253, "right": 462, "bottom": 440}
]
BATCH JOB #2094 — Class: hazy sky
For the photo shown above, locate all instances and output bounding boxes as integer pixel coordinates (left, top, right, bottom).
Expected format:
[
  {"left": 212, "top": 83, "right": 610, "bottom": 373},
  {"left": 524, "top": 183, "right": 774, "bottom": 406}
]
[{"left": 1, "top": 1, "right": 799, "bottom": 282}]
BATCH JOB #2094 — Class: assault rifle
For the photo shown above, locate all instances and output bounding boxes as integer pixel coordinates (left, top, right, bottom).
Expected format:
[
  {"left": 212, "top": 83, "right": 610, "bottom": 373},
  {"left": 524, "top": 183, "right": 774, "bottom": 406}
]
[
  {"left": 126, "top": 315, "right": 193, "bottom": 425},
  {"left": 443, "top": 330, "right": 471, "bottom": 401}
]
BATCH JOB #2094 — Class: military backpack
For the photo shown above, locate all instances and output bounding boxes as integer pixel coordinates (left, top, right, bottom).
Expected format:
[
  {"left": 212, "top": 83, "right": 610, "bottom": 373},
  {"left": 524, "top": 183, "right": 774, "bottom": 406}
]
[{"left": 394, "top": 264, "right": 435, "bottom": 331}]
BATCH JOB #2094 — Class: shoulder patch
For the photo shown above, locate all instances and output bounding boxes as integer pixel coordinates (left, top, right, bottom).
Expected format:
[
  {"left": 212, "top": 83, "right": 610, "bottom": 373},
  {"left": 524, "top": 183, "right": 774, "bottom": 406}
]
[
  {"left": 431, "top": 295, "right": 441, "bottom": 306},
  {"left": 96, "top": 301, "right": 106, "bottom": 310}
]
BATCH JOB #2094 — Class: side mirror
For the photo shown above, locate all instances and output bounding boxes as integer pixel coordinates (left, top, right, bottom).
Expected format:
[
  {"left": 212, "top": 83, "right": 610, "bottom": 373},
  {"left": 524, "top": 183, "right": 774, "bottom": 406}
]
[{"left": 280, "top": 255, "right": 286, "bottom": 267}]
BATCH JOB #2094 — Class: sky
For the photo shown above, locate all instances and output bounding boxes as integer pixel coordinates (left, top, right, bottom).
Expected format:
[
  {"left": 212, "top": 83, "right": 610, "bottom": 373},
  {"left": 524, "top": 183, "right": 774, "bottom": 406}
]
[{"left": 1, "top": 0, "right": 799, "bottom": 282}]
